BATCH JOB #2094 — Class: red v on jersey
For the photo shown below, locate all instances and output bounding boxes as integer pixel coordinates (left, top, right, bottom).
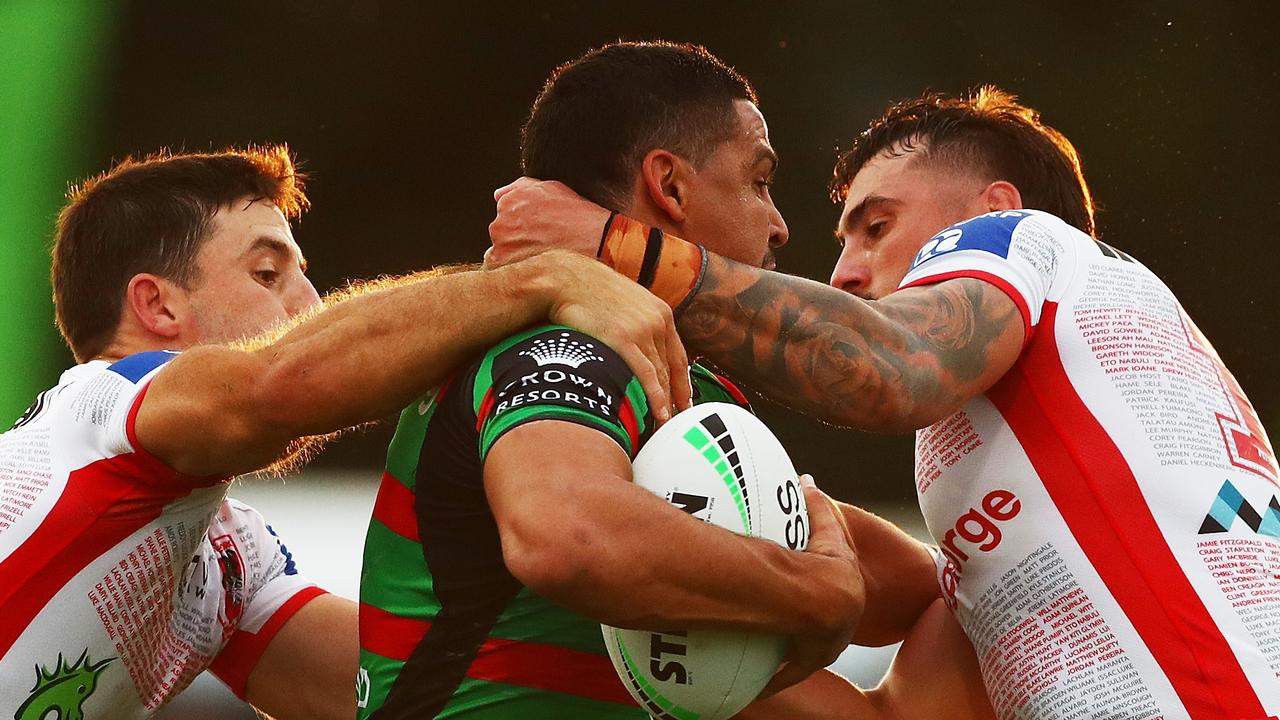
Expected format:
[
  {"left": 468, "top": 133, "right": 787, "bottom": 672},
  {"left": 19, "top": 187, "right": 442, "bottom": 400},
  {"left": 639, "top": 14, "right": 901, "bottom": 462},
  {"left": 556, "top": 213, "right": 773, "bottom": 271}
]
[{"left": 989, "top": 303, "right": 1267, "bottom": 720}]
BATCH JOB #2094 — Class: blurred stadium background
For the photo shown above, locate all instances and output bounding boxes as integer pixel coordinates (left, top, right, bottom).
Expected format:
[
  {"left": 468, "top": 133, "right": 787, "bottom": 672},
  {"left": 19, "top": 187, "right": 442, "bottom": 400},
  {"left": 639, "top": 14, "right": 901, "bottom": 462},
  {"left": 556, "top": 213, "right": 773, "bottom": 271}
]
[{"left": 2, "top": 1, "right": 1276, "bottom": 715}]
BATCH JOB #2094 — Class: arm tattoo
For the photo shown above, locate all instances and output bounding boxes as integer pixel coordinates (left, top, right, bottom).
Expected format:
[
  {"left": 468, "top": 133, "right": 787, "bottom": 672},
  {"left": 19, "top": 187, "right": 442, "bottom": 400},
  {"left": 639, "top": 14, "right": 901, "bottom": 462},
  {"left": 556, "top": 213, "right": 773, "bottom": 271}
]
[{"left": 678, "top": 255, "right": 1024, "bottom": 431}]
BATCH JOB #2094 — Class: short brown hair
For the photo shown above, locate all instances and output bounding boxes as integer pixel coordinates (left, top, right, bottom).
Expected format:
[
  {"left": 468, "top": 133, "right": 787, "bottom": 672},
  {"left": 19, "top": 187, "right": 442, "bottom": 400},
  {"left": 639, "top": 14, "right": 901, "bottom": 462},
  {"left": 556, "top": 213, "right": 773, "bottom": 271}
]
[
  {"left": 830, "top": 86, "right": 1096, "bottom": 237},
  {"left": 53, "top": 146, "right": 308, "bottom": 361}
]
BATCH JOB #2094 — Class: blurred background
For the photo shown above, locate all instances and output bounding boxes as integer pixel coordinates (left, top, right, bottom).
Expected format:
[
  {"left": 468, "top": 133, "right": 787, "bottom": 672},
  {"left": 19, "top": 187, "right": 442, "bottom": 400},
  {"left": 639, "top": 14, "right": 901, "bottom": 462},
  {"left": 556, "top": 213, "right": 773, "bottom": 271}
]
[{"left": 2, "top": 0, "right": 1277, "bottom": 715}]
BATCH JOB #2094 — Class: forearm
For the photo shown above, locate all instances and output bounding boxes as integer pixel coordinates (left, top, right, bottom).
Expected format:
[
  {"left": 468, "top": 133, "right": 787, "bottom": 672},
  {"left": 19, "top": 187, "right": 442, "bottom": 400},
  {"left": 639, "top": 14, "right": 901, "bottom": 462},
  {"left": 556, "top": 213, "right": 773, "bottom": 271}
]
[
  {"left": 251, "top": 257, "right": 556, "bottom": 433},
  {"left": 837, "top": 502, "right": 938, "bottom": 646},
  {"left": 553, "top": 495, "right": 860, "bottom": 638},
  {"left": 150, "top": 256, "right": 561, "bottom": 476},
  {"left": 678, "top": 254, "right": 1019, "bottom": 430}
]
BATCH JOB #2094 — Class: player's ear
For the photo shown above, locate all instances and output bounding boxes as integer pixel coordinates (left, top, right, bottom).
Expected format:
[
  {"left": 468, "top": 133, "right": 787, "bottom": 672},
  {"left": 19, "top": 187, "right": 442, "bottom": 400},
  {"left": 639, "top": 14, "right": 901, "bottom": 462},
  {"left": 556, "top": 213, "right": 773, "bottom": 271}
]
[
  {"left": 639, "top": 148, "right": 690, "bottom": 224},
  {"left": 980, "top": 180, "right": 1023, "bottom": 212},
  {"left": 124, "top": 273, "right": 187, "bottom": 340}
]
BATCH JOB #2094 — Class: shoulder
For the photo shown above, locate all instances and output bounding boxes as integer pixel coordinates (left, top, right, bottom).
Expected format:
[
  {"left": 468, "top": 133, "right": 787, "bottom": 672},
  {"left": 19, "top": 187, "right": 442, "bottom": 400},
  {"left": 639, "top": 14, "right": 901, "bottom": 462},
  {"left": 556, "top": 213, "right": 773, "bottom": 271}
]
[
  {"left": 910, "top": 210, "right": 1079, "bottom": 271},
  {"left": 104, "top": 350, "right": 181, "bottom": 383}
]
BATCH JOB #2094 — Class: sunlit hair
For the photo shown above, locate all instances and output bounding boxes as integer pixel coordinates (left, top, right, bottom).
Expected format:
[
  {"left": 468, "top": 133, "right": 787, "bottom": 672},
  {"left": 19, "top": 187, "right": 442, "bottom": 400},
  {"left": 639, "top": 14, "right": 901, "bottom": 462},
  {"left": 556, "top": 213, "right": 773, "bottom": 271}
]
[
  {"left": 53, "top": 145, "right": 308, "bottom": 361},
  {"left": 830, "top": 86, "right": 1096, "bottom": 237},
  {"left": 237, "top": 263, "right": 481, "bottom": 476},
  {"left": 522, "top": 40, "right": 757, "bottom": 212}
]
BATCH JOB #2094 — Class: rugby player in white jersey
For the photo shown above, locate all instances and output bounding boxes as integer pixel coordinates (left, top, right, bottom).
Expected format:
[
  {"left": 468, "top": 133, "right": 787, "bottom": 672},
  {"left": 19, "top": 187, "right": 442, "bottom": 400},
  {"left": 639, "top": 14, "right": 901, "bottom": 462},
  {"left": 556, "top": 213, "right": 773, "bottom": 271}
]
[
  {"left": 0, "top": 147, "right": 688, "bottom": 719},
  {"left": 490, "top": 87, "right": 1279, "bottom": 717}
]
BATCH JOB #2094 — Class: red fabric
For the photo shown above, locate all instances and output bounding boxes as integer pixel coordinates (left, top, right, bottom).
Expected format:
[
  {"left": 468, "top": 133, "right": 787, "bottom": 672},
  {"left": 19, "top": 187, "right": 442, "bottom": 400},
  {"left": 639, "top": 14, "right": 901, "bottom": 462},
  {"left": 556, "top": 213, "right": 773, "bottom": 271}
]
[
  {"left": 0, "top": 450, "right": 195, "bottom": 656},
  {"left": 900, "top": 269, "right": 1034, "bottom": 349},
  {"left": 210, "top": 585, "right": 327, "bottom": 698},
  {"left": 371, "top": 472, "right": 420, "bottom": 541},
  {"left": 475, "top": 387, "right": 496, "bottom": 432},
  {"left": 617, "top": 399, "right": 639, "bottom": 457},
  {"left": 987, "top": 302, "right": 1266, "bottom": 719},
  {"left": 710, "top": 372, "right": 751, "bottom": 408},
  {"left": 359, "top": 603, "right": 635, "bottom": 707}
]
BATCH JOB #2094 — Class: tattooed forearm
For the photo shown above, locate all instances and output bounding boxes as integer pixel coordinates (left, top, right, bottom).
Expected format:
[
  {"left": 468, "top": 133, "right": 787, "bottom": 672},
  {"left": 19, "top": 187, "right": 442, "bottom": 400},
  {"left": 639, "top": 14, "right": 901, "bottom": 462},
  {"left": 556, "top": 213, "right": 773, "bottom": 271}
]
[{"left": 678, "top": 255, "right": 1024, "bottom": 431}]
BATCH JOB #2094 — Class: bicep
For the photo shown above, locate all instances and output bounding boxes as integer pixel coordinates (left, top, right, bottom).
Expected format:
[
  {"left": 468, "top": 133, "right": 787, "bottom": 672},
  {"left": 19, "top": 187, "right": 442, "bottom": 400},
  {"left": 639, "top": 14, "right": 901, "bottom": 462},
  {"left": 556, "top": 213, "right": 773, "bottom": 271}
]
[
  {"left": 483, "top": 419, "right": 636, "bottom": 586},
  {"left": 134, "top": 346, "right": 288, "bottom": 477},
  {"left": 875, "top": 277, "right": 1024, "bottom": 427}
]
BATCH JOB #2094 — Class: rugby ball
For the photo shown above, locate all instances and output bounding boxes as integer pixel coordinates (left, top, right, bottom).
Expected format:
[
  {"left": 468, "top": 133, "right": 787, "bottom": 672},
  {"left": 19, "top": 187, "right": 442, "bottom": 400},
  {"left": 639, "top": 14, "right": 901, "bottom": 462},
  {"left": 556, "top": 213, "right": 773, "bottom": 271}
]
[{"left": 602, "top": 402, "right": 809, "bottom": 720}]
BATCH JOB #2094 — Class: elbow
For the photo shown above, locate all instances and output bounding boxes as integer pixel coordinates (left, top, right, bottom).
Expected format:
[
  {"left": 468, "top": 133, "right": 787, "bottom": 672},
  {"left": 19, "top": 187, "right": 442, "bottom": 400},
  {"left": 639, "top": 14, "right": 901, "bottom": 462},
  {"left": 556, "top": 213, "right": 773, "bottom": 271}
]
[
  {"left": 501, "top": 518, "right": 604, "bottom": 601},
  {"left": 500, "top": 516, "right": 652, "bottom": 627}
]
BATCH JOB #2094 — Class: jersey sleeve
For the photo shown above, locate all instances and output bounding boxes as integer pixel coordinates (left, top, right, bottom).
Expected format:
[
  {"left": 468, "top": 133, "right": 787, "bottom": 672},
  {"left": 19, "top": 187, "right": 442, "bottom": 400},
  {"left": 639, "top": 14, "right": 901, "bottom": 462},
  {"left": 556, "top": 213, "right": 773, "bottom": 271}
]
[
  {"left": 58, "top": 351, "right": 190, "bottom": 485},
  {"left": 208, "top": 498, "right": 327, "bottom": 698},
  {"left": 473, "top": 326, "right": 652, "bottom": 461},
  {"left": 898, "top": 210, "right": 1069, "bottom": 341}
]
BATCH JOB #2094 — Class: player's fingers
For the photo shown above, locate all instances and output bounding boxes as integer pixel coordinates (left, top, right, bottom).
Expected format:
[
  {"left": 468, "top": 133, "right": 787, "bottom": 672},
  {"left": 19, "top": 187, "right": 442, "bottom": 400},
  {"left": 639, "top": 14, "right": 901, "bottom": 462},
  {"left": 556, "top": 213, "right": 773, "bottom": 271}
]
[
  {"left": 645, "top": 301, "right": 680, "bottom": 422},
  {"left": 665, "top": 315, "right": 692, "bottom": 413},
  {"left": 800, "top": 477, "right": 846, "bottom": 553},
  {"left": 493, "top": 176, "right": 535, "bottom": 202},
  {"left": 621, "top": 344, "right": 671, "bottom": 425}
]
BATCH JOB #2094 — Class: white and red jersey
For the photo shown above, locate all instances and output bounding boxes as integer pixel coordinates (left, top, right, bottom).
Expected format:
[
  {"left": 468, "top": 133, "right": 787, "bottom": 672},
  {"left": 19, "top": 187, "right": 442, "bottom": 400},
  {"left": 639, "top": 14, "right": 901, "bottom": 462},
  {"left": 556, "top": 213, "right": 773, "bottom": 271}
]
[
  {"left": 0, "top": 352, "right": 325, "bottom": 718},
  {"left": 907, "top": 210, "right": 1279, "bottom": 719}
]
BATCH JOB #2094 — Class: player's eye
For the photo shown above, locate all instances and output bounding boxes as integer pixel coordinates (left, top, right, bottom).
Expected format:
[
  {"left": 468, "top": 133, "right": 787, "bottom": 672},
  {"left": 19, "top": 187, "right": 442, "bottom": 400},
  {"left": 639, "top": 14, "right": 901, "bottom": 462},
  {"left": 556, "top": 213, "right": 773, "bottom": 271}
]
[
  {"left": 253, "top": 269, "right": 279, "bottom": 287},
  {"left": 867, "top": 220, "right": 887, "bottom": 239}
]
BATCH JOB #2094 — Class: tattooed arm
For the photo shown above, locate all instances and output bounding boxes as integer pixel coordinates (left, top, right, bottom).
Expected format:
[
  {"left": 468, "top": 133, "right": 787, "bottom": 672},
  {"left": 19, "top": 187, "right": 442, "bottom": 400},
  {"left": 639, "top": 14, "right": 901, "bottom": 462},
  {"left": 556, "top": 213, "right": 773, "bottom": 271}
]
[
  {"left": 486, "top": 178, "right": 1024, "bottom": 429},
  {"left": 679, "top": 254, "right": 1025, "bottom": 431}
]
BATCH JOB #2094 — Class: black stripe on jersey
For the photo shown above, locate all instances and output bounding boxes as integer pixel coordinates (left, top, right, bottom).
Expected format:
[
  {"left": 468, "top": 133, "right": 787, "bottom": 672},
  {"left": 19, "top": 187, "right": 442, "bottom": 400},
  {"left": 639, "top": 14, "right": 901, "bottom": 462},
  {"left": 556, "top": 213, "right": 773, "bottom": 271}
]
[
  {"left": 9, "top": 389, "right": 50, "bottom": 431},
  {"left": 1094, "top": 239, "right": 1135, "bottom": 263},
  {"left": 373, "top": 367, "right": 522, "bottom": 720}
]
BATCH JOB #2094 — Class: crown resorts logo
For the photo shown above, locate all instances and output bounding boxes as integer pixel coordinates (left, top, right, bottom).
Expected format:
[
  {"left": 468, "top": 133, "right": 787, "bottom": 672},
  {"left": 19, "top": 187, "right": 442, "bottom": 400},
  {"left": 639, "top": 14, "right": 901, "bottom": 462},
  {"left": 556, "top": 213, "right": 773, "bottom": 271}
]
[
  {"left": 519, "top": 332, "right": 604, "bottom": 368},
  {"left": 1199, "top": 480, "right": 1280, "bottom": 536}
]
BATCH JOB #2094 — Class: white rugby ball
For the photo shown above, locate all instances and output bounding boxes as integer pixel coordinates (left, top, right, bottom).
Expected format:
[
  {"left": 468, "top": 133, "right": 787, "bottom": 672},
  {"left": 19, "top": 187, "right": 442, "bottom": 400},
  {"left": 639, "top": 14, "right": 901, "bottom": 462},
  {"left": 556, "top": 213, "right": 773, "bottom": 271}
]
[{"left": 602, "top": 402, "right": 809, "bottom": 720}]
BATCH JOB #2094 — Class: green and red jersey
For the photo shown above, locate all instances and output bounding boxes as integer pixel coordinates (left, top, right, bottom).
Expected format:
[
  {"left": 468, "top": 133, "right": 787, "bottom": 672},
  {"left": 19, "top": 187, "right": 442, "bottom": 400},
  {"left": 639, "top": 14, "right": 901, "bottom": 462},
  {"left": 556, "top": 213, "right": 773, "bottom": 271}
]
[{"left": 358, "top": 325, "right": 750, "bottom": 719}]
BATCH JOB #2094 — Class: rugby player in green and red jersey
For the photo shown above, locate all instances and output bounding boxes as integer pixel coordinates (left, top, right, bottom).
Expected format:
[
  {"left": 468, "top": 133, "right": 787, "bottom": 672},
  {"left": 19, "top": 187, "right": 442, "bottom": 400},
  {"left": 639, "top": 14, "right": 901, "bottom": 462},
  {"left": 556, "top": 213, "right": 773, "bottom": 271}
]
[{"left": 356, "top": 43, "right": 869, "bottom": 719}]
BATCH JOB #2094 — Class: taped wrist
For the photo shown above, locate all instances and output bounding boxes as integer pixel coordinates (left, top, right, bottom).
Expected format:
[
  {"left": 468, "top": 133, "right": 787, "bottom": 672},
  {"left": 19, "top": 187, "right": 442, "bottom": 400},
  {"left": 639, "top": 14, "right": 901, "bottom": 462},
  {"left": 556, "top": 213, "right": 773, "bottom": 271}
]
[{"left": 596, "top": 212, "right": 707, "bottom": 314}]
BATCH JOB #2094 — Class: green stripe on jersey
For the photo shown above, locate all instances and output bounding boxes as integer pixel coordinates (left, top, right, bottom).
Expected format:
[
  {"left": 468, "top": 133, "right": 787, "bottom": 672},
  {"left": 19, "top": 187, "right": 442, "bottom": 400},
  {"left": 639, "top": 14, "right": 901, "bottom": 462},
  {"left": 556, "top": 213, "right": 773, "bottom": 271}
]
[
  {"left": 479, "top": 403, "right": 631, "bottom": 460},
  {"left": 689, "top": 365, "right": 742, "bottom": 406},
  {"left": 360, "top": 520, "right": 440, "bottom": 618},
  {"left": 386, "top": 392, "right": 440, "bottom": 486},
  {"left": 357, "top": 649, "right": 401, "bottom": 720},
  {"left": 438, "top": 678, "right": 645, "bottom": 719},
  {"left": 490, "top": 587, "right": 611, "bottom": 655},
  {"left": 622, "top": 375, "right": 650, "bottom": 440}
]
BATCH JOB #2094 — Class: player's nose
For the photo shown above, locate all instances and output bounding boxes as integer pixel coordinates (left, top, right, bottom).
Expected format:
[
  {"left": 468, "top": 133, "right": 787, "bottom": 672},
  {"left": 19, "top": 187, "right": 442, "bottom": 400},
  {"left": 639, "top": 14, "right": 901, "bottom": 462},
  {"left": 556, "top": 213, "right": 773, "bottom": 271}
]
[
  {"left": 288, "top": 278, "right": 323, "bottom": 316},
  {"left": 768, "top": 201, "right": 789, "bottom": 249},
  {"left": 829, "top": 253, "right": 870, "bottom": 297}
]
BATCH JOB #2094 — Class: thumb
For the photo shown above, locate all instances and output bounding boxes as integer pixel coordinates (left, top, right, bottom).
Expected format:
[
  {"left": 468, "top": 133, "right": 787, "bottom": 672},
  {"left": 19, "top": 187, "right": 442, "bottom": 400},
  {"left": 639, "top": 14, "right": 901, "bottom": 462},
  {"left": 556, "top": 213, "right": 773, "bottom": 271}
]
[{"left": 802, "top": 478, "right": 857, "bottom": 556}]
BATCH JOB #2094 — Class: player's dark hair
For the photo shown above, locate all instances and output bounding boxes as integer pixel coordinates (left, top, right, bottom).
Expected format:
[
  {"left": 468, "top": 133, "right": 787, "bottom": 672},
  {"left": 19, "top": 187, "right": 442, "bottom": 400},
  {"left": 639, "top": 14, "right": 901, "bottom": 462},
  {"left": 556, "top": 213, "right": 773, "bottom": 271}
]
[
  {"left": 830, "top": 86, "right": 1096, "bottom": 237},
  {"left": 53, "top": 146, "right": 308, "bottom": 361},
  {"left": 521, "top": 41, "right": 757, "bottom": 211}
]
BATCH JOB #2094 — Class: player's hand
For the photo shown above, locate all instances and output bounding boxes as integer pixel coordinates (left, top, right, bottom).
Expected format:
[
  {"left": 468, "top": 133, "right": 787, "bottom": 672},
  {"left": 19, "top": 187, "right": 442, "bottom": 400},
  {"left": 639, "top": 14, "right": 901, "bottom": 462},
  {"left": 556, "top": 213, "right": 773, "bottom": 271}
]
[
  {"left": 487, "top": 177, "right": 611, "bottom": 267},
  {"left": 762, "top": 475, "right": 864, "bottom": 698},
  {"left": 537, "top": 250, "right": 693, "bottom": 421}
]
